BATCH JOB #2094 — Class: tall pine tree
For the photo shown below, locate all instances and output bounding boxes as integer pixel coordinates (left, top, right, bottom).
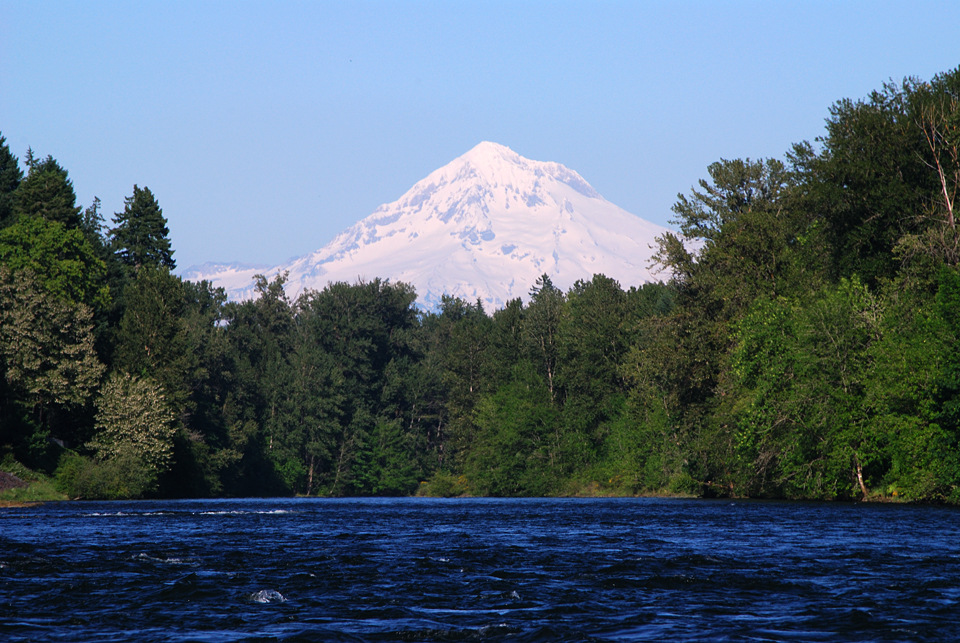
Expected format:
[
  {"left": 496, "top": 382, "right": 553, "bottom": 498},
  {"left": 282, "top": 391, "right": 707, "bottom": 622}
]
[
  {"left": 13, "top": 152, "right": 81, "bottom": 228},
  {"left": 0, "top": 133, "right": 23, "bottom": 227},
  {"left": 110, "top": 185, "right": 175, "bottom": 270}
]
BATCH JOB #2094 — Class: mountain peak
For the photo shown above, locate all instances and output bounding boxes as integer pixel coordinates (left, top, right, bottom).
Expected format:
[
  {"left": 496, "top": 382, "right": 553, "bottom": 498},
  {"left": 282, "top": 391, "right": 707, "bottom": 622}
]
[
  {"left": 186, "top": 143, "right": 670, "bottom": 310},
  {"left": 421, "top": 142, "right": 602, "bottom": 204},
  {"left": 461, "top": 141, "right": 520, "bottom": 164}
]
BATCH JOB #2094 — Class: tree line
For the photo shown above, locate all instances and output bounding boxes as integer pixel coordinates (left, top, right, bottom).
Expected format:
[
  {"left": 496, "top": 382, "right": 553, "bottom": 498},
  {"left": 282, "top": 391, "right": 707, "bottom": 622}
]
[{"left": 2, "top": 66, "right": 960, "bottom": 501}]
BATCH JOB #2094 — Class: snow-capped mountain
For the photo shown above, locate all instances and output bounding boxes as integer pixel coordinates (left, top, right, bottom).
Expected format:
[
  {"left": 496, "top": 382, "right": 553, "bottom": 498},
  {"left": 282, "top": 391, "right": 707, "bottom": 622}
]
[
  {"left": 185, "top": 142, "right": 671, "bottom": 310},
  {"left": 180, "top": 262, "right": 271, "bottom": 283}
]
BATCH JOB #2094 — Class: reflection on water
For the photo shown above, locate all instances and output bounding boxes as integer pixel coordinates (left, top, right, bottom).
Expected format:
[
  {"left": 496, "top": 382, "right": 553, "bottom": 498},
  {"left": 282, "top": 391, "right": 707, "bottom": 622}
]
[{"left": 1, "top": 498, "right": 959, "bottom": 642}]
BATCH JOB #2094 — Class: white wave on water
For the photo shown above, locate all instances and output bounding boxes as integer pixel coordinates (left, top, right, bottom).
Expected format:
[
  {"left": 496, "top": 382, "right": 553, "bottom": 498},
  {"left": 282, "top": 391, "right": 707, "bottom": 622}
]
[
  {"left": 85, "top": 509, "right": 295, "bottom": 518},
  {"left": 250, "top": 589, "right": 286, "bottom": 603},
  {"left": 199, "top": 509, "right": 295, "bottom": 515},
  {"left": 84, "top": 512, "right": 131, "bottom": 517},
  {"left": 84, "top": 511, "right": 175, "bottom": 517},
  {"left": 134, "top": 553, "right": 193, "bottom": 566}
]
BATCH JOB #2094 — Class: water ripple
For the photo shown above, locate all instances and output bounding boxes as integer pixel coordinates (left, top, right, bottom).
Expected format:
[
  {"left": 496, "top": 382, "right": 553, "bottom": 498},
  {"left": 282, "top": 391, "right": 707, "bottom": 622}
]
[{"left": 1, "top": 498, "right": 959, "bottom": 641}]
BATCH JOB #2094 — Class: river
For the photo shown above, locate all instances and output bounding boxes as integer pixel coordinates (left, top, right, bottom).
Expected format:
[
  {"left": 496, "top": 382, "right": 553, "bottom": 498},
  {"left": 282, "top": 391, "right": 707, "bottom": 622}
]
[{"left": 2, "top": 497, "right": 958, "bottom": 641}]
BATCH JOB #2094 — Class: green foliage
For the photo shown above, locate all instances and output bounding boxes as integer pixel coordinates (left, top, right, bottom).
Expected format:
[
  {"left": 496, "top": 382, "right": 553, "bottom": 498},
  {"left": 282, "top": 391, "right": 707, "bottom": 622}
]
[
  {"left": 0, "top": 454, "right": 66, "bottom": 502},
  {"left": 559, "top": 275, "right": 630, "bottom": 405},
  {"left": 0, "top": 133, "right": 23, "bottom": 226},
  {"left": 423, "top": 295, "right": 494, "bottom": 468},
  {"left": 354, "top": 418, "right": 420, "bottom": 495},
  {"left": 0, "top": 215, "right": 110, "bottom": 309},
  {"left": 466, "top": 362, "right": 560, "bottom": 496},
  {"left": 524, "top": 275, "right": 564, "bottom": 399},
  {"left": 789, "top": 72, "right": 960, "bottom": 284},
  {"left": 296, "top": 278, "right": 420, "bottom": 495},
  {"left": 671, "top": 157, "right": 791, "bottom": 242},
  {"left": 88, "top": 372, "right": 177, "bottom": 478},
  {"left": 110, "top": 185, "right": 175, "bottom": 270},
  {"left": 7, "top": 66, "right": 960, "bottom": 502},
  {"left": 729, "top": 279, "right": 881, "bottom": 498},
  {"left": 220, "top": 275, "right": 426, "bottom": 496},
  {"left": 0, "top": 267, "right": 104, "bottom": 427},
  {"left": 13, "top": 152, "right": 81, "bottom": 228},
  {"left": 55, "top": 451, "right": 156, "bottom": 500},
  {"left": 859, "top": 266, "right": 960, "bottom": 501},
  {"left": 418, "top": 471, "right": 470, "bottom": 497},
  {"left": 0, "top": 479, "right": 67, "bottom": 503},
  {"left": 112, "top": 265, "right": 191, "bottom": 414}
]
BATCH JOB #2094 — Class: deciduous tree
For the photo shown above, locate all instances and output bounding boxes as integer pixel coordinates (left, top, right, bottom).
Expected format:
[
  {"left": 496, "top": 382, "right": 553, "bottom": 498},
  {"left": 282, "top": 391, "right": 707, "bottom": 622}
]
[
  {"left": 88, "top": 371, "right": 177, "bottom": 484},
  {"left": 0, "top": 267, "right": 104, "bottom": 433}
]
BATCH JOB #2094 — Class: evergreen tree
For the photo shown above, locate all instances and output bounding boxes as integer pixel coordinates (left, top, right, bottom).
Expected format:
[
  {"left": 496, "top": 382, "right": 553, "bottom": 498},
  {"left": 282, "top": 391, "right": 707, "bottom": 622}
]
[
  {"left": 218, "top": 273, "right": 298, "bottom": 496},
  {"left": 112, "top": 265, "right": 190, "bottom": 415},
  {"left": 110, "top": 185, "right": 175, "bottom": 270},
  {"left": 13, "top": 152, "right": 82, "bottom": 228},
  {"left": 297, "top": 278, "right": 420, "bottom": 495},
  {"left": 467, "top": 362, "right": 559, "bottom": 496},
  {"left": 0, "top": 132, "right": 23, "bottom": 227},
  {"left": 423, "top": 296, "right": 493, "bottom": 470},
  {"left": 556, "top": 275, "right": 630, "bottom": 472}
]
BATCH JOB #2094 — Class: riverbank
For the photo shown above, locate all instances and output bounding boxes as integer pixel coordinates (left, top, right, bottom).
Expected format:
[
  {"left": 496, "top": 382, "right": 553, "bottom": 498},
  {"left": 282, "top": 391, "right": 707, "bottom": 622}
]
[{"left": 0, "top": 462, "right": 67, "bottom": 506}]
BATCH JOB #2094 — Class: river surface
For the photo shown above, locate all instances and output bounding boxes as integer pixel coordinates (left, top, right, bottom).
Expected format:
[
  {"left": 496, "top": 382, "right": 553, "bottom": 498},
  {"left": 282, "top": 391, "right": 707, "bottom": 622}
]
[{"left": 1, "top": 498, "right": 959, "bottom": 642}]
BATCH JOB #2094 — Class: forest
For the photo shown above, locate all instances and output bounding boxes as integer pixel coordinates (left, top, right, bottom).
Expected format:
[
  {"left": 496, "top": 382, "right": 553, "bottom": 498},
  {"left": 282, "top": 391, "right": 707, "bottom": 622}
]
[{"left": 2, "top": 67, "right": 960, "bottom": 502}]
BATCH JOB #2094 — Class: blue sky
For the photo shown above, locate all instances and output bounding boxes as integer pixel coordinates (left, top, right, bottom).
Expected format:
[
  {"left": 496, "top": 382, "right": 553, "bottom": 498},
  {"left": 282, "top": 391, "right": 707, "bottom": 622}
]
[{"left": 2, "top": 1, "right": 958, "bottom": 270}]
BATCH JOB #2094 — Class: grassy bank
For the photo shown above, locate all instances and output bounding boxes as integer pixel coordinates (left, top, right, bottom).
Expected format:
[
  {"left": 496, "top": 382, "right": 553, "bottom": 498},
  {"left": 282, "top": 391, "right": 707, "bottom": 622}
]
[{"left": 0, "top": 457, "right": 67, "bottom": 506}]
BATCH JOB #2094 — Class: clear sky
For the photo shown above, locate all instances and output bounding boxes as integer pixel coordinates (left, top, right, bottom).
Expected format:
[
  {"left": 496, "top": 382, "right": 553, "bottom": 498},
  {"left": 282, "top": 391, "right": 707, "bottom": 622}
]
[{"left": 2, "top": 1, "right": 958, "bottom": 271}]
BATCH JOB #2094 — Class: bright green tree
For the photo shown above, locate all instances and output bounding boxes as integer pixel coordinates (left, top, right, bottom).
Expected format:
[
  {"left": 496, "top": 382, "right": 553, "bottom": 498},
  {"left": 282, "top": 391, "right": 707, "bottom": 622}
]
[
  {"left": 730, "top": 278, "right": 882, "bottom": 498},
  {"left": 467, "top": 362, "right": 559, "bottom": 496},
  {"left": 0, "top": 215, "right": 109, "bottom": 309},
  {"left": 862, "top": 267, "right": 960, "bottom": 501}
]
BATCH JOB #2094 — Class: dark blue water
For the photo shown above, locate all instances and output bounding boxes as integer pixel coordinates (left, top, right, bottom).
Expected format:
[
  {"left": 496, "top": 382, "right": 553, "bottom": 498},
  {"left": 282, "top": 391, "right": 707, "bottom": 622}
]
[{"left": 1, "top": 498, "right": 959, "bottom": 642}]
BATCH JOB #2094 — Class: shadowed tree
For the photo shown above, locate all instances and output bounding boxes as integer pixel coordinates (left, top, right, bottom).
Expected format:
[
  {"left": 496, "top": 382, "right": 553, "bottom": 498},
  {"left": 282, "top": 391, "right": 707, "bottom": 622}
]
[
  {"left": 112, "top": 264, "right": 191, "bottom": 415},
  {"left": 110, "top": 185, "right": 175, "bottom": 270},
  {"left": 0, "top": 133, "right": 23, "bottom": 227},
  {"left": 0, "top": 267, "right": 104, "bottom": 457},
  {"left": 13, "top": 151, "right": 81, "bottom": 228}
]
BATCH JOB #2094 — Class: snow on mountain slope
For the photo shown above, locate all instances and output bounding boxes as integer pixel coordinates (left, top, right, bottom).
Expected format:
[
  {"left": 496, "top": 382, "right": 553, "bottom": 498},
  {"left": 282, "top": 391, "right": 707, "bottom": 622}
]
[
  {"left": 180, "top": 262, "right": 271, "bottom": 287},
  {"left": 185, "top": 142, "right": 671, "bottom": 310}
]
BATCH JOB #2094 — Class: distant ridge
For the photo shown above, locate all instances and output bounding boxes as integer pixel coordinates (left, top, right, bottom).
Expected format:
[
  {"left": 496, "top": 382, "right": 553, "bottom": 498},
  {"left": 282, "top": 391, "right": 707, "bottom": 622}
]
[{"left": 180, "top": 262, "right": 271, "bottom": 281}]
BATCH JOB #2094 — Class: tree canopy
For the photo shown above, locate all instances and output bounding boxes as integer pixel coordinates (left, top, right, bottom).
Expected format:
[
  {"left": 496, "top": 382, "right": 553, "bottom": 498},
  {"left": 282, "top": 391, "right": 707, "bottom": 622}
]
[{"left": 5, "top": 66, "right": 960, "bottom": 503}]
